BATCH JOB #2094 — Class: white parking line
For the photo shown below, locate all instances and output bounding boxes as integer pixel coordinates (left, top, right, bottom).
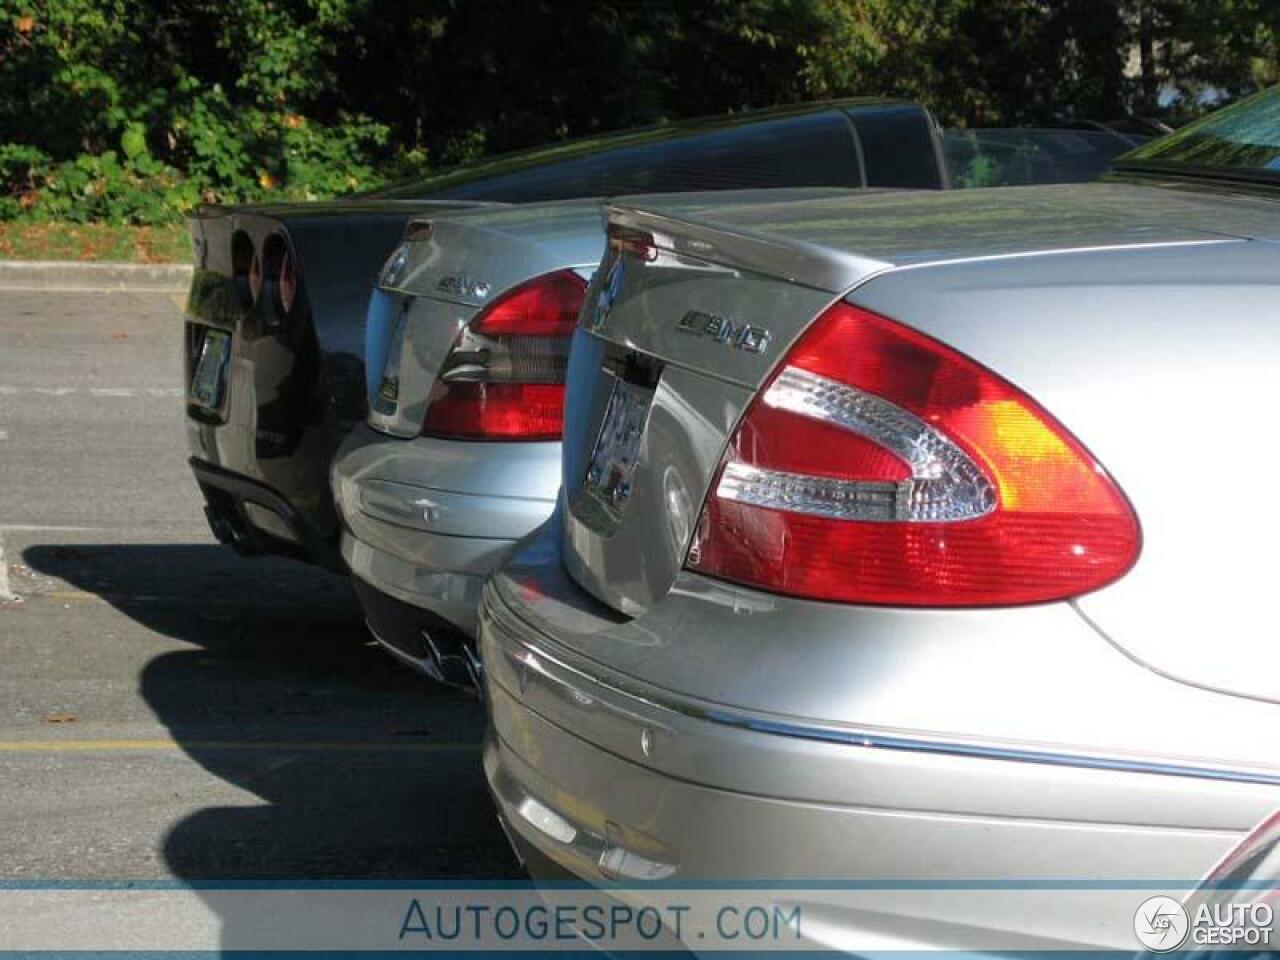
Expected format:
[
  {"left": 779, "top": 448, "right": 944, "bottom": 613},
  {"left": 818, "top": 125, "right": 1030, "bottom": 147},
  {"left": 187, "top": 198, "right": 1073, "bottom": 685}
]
[
  {"left": 0, "top": 386, "right": 182, "bottom": 398},
  {"left": 0, "top": 532, "right": 12, "bottom": 602},
  {"left": 0, "top": 285, "right": 186, "bottom": 294},
  {"left": 0, "top": 524, "right": 108, "bottom": 532}
]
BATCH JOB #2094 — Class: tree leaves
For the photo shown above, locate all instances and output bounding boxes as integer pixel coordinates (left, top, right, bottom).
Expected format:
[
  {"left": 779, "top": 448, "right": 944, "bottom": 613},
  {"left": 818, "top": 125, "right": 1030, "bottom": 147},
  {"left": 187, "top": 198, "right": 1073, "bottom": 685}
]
[{"left": 0, "top": 0, "right": 1276, "bottom": 223}]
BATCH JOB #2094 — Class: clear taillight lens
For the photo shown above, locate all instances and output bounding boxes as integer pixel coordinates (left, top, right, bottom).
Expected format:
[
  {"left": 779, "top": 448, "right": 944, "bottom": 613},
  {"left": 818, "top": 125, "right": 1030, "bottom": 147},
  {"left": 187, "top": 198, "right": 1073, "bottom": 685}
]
[
  {"left": 687, "top": 301, "right": 1140, "bottom": 606},
  {"left": 422, "top": 270, "right": 586, "bottom": 441}
]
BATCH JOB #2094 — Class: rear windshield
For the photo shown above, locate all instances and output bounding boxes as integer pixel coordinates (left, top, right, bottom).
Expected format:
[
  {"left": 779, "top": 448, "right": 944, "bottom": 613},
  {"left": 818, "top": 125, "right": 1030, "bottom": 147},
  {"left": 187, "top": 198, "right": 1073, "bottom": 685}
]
[
  {"left": 415, "top": 112, "right": 864, "bottom": 201},
  {"left": 362, "top": 100, "right": 950, "bottom": 202},
  {"left": 1116, "top": 85, "right": 1280, "bottom": 179},
  {"left": 369, "top": 109, "right": 866, "bottom": 202}
]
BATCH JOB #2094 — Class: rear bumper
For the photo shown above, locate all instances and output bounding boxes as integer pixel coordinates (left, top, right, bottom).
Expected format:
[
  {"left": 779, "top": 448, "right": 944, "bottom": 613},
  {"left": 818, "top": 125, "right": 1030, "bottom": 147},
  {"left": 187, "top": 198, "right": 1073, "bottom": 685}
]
[
  {"left": 340, "top": 530, "right": 496, "bottom": 641},
  {"left": 351, "top": 574, "right": 481, "bottom": 688},
  {"left": 332, "top": 423, "right": 557, "bottom": 637},
  {"left": 190, "top": 457, "right": 343, "bottom": 570},
  {"left": 479, "top": 577, "right": 1268, "bottom": 951}
]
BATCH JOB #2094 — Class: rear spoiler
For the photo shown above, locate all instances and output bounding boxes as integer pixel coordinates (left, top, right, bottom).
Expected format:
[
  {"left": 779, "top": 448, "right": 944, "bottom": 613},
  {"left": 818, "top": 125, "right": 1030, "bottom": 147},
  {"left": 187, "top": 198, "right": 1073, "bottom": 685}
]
[{"left": 603, "top": 202, "right": 889, "bottom": 294}]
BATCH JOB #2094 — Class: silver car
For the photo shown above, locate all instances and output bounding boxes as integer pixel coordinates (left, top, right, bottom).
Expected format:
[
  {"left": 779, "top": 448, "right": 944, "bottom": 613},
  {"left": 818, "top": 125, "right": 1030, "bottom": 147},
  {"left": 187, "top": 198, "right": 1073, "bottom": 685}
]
[
  {"left": 331, "top": 200, "right": 604, "bottom": 682},
  {"left": 330, "top": 97, "right": 962, "bottom": 683},
  {"left": 480, "top": 88, "right": 1280, "bottom": 949},
  {"left": 333, "top": 142, "right": 1146, "bottom": 686},
  {"left": 333, "top": 188, "right": 865, "bottom": 682}
]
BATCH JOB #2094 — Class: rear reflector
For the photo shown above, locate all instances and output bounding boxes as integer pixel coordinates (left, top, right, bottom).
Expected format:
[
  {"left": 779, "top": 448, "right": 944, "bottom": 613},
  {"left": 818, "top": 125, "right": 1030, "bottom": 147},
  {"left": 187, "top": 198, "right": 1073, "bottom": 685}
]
[
  {"left": 688, "top": 302, "right": 1140, "bottom": 606},
  {"left": 422, "top": 270, "right": 586, "bottom": 441},
  {"left": 422, "top": 382, "right": 566, "bottom": 440}
]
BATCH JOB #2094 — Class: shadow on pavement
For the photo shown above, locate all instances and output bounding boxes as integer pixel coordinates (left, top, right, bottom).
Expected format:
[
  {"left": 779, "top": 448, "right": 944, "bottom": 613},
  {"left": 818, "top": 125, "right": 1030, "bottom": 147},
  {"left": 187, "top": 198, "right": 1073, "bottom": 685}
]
[{"left": 23, "top": 542, "right": 518, "bottom": 884}]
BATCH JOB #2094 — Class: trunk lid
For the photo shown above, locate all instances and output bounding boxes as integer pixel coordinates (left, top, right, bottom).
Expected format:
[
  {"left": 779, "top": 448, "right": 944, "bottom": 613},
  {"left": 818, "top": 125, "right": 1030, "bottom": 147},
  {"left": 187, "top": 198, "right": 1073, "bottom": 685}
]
[
  {"left": 364, "top": 199, "right": 607, "bottom": 439},
  {"left": 561, "top": 182, "right": 1243, "bottom": 615},
  {"left": 561, "top": 197, "right": 886, "bottom": 615}
]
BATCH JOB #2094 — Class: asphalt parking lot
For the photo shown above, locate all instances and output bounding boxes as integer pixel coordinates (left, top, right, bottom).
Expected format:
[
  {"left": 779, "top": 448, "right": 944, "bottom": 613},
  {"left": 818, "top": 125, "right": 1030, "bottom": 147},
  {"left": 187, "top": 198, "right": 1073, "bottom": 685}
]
[{"left": 0, "top": 285, "right": 517, "bottom": 882}]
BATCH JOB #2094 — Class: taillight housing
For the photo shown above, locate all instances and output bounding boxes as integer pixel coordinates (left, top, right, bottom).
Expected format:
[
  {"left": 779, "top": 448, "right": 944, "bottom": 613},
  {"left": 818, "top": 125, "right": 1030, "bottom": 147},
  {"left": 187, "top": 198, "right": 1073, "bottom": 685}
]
[
  {"left": 421, "top": 269, "right": 586, "bottom": 441},
  {"left": 687, "top": 302, "right": 1140, "bottom": 607}
]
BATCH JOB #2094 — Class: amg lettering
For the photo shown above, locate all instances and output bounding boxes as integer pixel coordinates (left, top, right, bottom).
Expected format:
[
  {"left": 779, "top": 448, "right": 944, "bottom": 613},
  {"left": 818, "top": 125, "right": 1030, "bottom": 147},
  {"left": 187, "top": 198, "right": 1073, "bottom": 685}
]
[{"left": 677, "top": 311, "right": 771, "bottom": 353}]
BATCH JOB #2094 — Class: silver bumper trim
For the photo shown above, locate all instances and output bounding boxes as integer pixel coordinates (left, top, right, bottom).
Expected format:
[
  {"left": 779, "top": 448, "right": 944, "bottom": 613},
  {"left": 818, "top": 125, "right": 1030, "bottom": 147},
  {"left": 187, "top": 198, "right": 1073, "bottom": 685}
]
[{"left": 485, "top": 582, "right": 1280, "bottom": 790}]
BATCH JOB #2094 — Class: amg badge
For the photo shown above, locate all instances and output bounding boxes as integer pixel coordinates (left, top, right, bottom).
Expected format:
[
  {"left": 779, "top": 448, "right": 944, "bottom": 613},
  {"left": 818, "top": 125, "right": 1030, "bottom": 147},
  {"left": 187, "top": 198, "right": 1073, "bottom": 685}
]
[
  {"left": 436, "top": 275, "right": 491, "bottom": 299},
  {"left": 677, "top": 310, "right": 771, "bottom": 353}
]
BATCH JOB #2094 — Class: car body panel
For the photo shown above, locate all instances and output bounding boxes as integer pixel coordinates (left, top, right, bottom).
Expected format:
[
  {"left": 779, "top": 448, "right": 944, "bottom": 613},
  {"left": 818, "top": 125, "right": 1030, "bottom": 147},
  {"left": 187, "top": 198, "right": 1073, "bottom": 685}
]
[
  {"left": 559, "top": 182, "right": 1238, "bottom": 616},
  {"left": 492, "top": 516, "right": 1280, "bottom": 779},
  {"left": 334, "top": 419, "right": 558, "bottom": 636},
  {"left": 480, "top": 568, "right": 1270, "bottom": 951},
  {"left": 479, "top": 171, "right": 1280, "bottom": 948},
  {"left": 558, "top": 182, "right": 1280, "bottom": 703},
  {"left": 849, "top": 237, "right": 1280, "bottom": 705},
  {"left": 484, "top": 725, "right": 1233, "bottom": 949},
  {"left": 342, "top": 531, "right": 497, "bottom": 636},
  {"left": 604, "top": 181, "right": 1245, "bottom": 275}
]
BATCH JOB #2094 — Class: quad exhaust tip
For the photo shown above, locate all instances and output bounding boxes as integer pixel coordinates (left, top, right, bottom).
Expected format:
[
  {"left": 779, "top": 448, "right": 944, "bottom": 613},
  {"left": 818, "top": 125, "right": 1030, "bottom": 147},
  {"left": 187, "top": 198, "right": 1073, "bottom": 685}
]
[{"left": 370, "top": 626, "right": 483, "bottom": 695}]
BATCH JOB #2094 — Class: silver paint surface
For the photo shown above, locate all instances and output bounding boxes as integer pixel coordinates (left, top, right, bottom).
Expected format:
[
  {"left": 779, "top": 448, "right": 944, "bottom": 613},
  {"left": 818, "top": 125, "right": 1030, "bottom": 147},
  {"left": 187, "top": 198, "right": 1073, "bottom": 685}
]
[
  {"left": 481, "top": 176, "right": 1280, "bottom": 949},
  {"left": 333, "top": 201, "right": 605, "bottom": 633}
]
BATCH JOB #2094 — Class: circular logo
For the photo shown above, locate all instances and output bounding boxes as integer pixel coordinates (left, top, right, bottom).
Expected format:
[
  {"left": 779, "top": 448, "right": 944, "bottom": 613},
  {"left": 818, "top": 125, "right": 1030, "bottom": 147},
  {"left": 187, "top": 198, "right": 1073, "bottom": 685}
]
[{"left": 1134, "top": 895, "right": 1190, "bottom": 952}]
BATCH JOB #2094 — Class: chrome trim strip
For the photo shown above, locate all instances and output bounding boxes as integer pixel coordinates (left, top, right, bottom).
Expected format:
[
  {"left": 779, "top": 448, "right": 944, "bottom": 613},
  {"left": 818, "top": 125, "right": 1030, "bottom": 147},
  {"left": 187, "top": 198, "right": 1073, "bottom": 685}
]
[
  {"left": 486, "top": 583, "right": 1280, "bottom": 789},
  {"left": 884, "top": 237, "right": 1241, "bottom": 274},
  {"left": 716, "top": 713, "right": 1280, "bottom": 788}
]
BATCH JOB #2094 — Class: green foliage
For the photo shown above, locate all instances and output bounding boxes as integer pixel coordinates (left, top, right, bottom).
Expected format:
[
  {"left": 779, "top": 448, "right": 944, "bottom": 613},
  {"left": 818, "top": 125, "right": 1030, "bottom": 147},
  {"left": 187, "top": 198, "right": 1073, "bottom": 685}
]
[
  {"left": 0, "top": 0, "right": 392, "bottom": 222},
  {"left": 1, "top": 0, "right": 1277, "bottom": 225}
]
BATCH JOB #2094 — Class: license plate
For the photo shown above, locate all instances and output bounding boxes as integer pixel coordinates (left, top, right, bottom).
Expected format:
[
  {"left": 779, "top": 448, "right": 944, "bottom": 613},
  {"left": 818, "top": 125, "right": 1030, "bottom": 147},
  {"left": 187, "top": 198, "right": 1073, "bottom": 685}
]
[
  {"left": 583, "top": 375, "right": 653, "bottom": 516},
  {"left": 190, "top": 328, "right": 231, "bottom": 410}
]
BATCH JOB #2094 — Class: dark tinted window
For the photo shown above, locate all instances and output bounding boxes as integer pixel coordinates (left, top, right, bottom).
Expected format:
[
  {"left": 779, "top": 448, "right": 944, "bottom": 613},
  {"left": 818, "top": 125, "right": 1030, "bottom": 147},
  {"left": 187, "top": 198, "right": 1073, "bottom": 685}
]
[
  {"left": 943, "top": 128, "right": 1148, "bottom": 187},
  {"left": 851, "top": 103, "right": 946, "bottom": 189},
  {"left": 398, "top": 112, "right": 863, "bottom": 202}
]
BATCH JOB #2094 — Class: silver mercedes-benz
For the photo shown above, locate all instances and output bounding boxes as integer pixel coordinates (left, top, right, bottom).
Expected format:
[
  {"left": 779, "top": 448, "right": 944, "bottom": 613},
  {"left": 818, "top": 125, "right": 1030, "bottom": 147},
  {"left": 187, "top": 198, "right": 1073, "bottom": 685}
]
[
  {"left": 330, "top": 104, "right": 1141, "bottom": 684},
  {"left": 331, "top": 199, "right": 605, "bottom": 683},
  {"left": 330, "top": 97, "right": 958, "bottom": 683},
  {"left": 479, "top": 87, "right": 1280, "bottom": 949}
]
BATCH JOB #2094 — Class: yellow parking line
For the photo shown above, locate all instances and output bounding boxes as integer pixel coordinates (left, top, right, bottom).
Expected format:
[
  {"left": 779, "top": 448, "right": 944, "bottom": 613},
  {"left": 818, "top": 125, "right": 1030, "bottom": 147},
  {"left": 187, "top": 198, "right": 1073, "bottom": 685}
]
[
  {"left": 32, "top": 591, "right": 356, "bottom": 611},
  {"left": 0, "top": 739, "right": 477, "bottom": 754}
]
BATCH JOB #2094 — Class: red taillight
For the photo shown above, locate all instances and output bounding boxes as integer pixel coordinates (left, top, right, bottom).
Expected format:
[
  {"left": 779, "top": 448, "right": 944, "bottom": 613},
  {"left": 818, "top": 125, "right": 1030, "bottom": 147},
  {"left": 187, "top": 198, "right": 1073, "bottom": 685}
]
[
  {"left": 422, "top": 270, "right": 586, "bottom": 441},
  {"left": 470, "top": 271, "right": 584, "bottom": 337},
  {"left": 421, "top": 383, "right": 565, "bottom": 440},
  {"left": 687, "top": 302, "right": 1140, "bottom": 606}
]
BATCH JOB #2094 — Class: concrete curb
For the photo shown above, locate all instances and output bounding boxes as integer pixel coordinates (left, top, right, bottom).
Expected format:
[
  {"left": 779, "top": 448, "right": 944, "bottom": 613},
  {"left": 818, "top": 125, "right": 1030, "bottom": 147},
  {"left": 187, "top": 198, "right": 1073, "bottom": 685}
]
[{"left": 0, "top": 260, "right": 192, "bottom": 292}]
